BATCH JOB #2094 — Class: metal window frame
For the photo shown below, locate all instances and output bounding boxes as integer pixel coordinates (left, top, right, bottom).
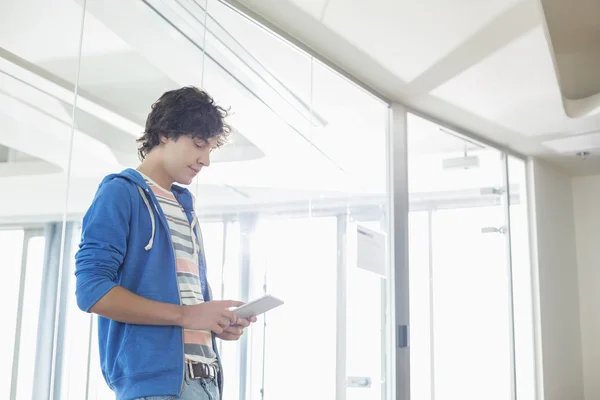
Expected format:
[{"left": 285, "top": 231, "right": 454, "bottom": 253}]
[
  {"left": 388, "top": 103, "right": 410, "bottom": 400},
  {"left": 51, "top": 221, "right": 79, "bottom": 400},
  {"left": 335, "top": 215, "right": 348, "bottom": 400},
  {"left": 238, "top": 214, "right": 258, "bottom": 400},
  {"left": 9, "top": 228, "right": 45, "bottom": 400},
  {"left": 502, "top": 154, "right": 519, "bottom": 400}
]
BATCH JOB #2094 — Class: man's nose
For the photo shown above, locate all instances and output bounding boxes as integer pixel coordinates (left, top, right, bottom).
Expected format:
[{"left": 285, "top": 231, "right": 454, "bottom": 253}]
[{"left": 198, "top": 153, "right": 210, "bottom": 167}]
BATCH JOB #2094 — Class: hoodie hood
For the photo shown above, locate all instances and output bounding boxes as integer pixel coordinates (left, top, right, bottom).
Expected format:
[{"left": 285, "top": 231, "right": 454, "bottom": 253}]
[{"left": 98, "top": 168, "right": 196, "bottom": 252}]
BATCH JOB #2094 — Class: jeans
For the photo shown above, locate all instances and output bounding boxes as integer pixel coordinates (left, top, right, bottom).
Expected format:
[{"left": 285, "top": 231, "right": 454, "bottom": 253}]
[{"left": 136, "top": 377, "right": 219, "bottom": 400}]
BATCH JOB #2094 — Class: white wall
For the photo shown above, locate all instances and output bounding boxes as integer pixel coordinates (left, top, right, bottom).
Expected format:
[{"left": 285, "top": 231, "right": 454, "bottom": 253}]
[
  {"left": 572, "top": 174, "right": 600, "bottom": 400},
  {"left": 529, "top": 158, "right": 584, "bottom": 400}
]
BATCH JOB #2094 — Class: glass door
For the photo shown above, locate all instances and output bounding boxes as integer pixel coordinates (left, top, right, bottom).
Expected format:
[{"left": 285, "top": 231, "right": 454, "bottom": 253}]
[
  {"left": 408, "top": 113, "right": 516, "bottom": 400},
  {"left": 430, "top": 206, "right": 513, "bottom": 400}
]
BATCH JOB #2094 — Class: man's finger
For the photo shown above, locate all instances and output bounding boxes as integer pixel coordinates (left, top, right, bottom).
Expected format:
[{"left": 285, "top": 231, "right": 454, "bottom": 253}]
[
  {"left": 217, "top": 317, "right": 231, "bottom": 328},
  {"left": 236, "top": 318, "right": 251, "bottom": 328},
  {"left": 225, "top": 300, "right": 244, "bottom": 308},
  {"left": 219, "top": 331, "right": 241, "bottom": 341},
  {"left": 222, "top": 309, "right": 239, "bottom": 325},
  {"left": 212, "top": 324, "right": 224, "bottom": 334}
]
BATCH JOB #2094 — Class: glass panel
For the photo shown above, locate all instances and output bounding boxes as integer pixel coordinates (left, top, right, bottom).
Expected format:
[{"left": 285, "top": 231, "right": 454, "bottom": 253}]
[
  {"left": 407, "top": 113, "right": 514, "bottom": 400},
  {"left": 255, "top": 216, "right": 338, "bottom": 400},
  {"left": 59, "top": 225, "right": 92, "bottom": 400},
  {"left": 346, "top": 219, "right": 385, "bottom": 400},
  {"left": 407, "top": 211, "right": 432, "bottom": 400},
  {"left": 303, "top": 49, "right": 389, "bottom": 400},
  {"left": 0, "top": 0, "right": 83, "bottom": 221},
  {"left": 432, "top": 206, "right": 512, "bottom": 399},
  {"left": 206, "top": 0, "right": 313, "bottom": 109},
  {"left": 1, "top": 0, "right": 82, "bottom": 395},
  {"left": 508, "top": 156, "right": 537, "bottom": 399},
  {"left": 0, "top": 229, "right": 25, "bottom": 399},
  {"left": 70, "top": 0, "right": 391, "bottom": 398}
]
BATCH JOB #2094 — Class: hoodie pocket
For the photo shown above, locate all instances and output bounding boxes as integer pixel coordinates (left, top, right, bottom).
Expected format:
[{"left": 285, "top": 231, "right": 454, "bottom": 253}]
[
  {"left": 112, "top": 323, "right": 182, "bottom": 382},
  {"left": 110, "top": 323, "right": 134, "bottom": 381}
]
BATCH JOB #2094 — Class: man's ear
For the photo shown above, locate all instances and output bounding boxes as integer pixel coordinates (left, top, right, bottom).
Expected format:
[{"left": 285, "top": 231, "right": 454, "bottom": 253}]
[{"left": 159, "top": 135, "right": 169, "bottom": 144}]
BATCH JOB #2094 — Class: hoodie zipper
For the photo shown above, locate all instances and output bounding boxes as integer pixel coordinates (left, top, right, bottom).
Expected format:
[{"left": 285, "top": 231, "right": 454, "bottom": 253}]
[{"left": 145, "top": 188, "right": 186, "bottom": 395}]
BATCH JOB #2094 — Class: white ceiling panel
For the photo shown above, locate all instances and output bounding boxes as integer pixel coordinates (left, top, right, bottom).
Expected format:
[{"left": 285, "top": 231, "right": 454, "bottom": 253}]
[
  {"left": 229, "top": 0, "right": 600, "bottom": 174},
  {"left": 543, "top": 132, "right": 600, "bottom": 154},
  {"left": 431, "top": 26, "right": 600, "bottom": 137},
  {"left": 288, "top": 0, "right": 330, "bottom": 20},
  {"left": 321, "top": 0, "right": 522, "bottom": 82}
]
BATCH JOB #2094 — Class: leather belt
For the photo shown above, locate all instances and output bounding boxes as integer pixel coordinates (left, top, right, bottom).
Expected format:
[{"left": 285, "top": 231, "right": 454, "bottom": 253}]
[{"left": 187, "top": 360, "right": 219, "bottom": 380}]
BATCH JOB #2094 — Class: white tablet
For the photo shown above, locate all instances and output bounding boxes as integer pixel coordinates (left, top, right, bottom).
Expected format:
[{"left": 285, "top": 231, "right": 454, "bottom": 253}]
[{"left": 233, "top": 294, "right": 284, "bottom": 319}]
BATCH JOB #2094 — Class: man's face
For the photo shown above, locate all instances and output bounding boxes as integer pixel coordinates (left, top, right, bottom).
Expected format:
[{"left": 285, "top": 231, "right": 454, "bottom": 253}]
[{"left": 161, "top": 134, "right": 218, "bottom": 185}]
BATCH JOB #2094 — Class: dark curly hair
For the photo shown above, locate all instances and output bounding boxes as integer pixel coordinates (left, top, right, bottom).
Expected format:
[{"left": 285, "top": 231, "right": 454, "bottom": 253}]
[{"left": 137, "top": 86, "right": 231, "bottom": 160}]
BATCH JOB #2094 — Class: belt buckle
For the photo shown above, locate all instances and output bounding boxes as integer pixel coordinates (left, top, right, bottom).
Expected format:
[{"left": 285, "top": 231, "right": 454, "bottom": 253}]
[
  {"left": 187, "top": 360, "right": 196, "bottom": 379},
  {"left": 188, "top": 360, "right": 216, "bottom": 380},
  {"left": 188, "top": 360, "right": 204, "bottom": 380}
]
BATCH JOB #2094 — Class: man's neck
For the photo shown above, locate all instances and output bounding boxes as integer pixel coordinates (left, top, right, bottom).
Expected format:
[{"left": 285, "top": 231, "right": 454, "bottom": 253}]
[{"left": 136, "top": 159, "right": 173, "bottom": 190}]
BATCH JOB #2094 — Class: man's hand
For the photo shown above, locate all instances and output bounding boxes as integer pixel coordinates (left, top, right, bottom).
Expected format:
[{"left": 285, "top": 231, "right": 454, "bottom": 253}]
[
  {"left": 216, "top": 316, "right": 258, "bottom": 341},
  {"left": 180, "top": 300, "right": 243, "bottom": 333}
]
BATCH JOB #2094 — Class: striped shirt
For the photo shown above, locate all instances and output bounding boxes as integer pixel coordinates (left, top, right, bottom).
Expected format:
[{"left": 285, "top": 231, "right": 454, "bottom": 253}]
[{"left": 142, "top": 174, "right": 217, "bottom": 365}]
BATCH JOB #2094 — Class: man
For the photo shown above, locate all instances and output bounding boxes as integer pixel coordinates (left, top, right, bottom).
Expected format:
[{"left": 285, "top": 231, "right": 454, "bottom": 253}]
[{"left": 75, "top": 86, "right": 255, "bottom": 400}]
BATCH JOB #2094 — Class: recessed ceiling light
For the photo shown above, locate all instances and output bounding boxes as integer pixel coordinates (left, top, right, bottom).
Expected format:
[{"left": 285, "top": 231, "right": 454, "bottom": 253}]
[{"left": 576, "top": 151, "right": 591, "bottom": 159}]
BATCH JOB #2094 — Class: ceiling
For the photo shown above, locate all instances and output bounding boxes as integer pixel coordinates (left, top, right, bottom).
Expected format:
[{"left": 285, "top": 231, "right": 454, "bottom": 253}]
[
  {"left": 228, "top": 0, "right": 600, "bottom": 175},
  {"left": 0, "top": 0, "right": 532, "bottom": 222}
]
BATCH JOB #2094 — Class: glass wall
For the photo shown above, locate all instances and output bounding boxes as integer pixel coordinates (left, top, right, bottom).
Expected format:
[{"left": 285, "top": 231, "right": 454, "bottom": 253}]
[
  {"left": 1, "top": 0, "right": 392, "bottom": 399},
  {"left": 0, "top": 2, "right": 536, "bottom": 400}
]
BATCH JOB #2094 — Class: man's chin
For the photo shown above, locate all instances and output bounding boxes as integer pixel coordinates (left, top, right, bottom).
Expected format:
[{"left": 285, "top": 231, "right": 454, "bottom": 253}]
[{"left": 173, "top": 176, "right": 193, "bottom": 186}]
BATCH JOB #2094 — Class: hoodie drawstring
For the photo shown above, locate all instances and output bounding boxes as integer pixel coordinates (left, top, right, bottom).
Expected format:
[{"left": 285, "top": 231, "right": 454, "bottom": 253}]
[
  {"left": 137, "top": 186, "right": 155, "bottom": 251},
  {"left": 190, "top": 213, "right": 198, "bottom": 257}
]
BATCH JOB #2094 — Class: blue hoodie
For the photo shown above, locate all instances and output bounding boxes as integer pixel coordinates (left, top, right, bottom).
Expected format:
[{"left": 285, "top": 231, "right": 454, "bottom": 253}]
[{"left": 74, "top": 168, "right": 222, "bottom": 400}]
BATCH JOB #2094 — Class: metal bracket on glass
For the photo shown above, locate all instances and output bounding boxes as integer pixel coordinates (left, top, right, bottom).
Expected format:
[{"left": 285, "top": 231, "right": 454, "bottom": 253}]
[
  {"left": 480, "top": 187, "right": 506, "bottom": 196},
  {"left": 347, "top": 376, "right": 372, "bottom": 388},
  {"left": 481, "top": 226, "right": 507, "bottom": 235}
]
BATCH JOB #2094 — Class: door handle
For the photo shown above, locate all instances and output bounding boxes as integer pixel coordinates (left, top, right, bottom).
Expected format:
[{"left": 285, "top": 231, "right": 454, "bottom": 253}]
[
  {"left": 481, "top": 226, "right": 507, "bottom": 234},
  {"left": 347, "top": 376, "right": 372, "bottom": 388}
]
